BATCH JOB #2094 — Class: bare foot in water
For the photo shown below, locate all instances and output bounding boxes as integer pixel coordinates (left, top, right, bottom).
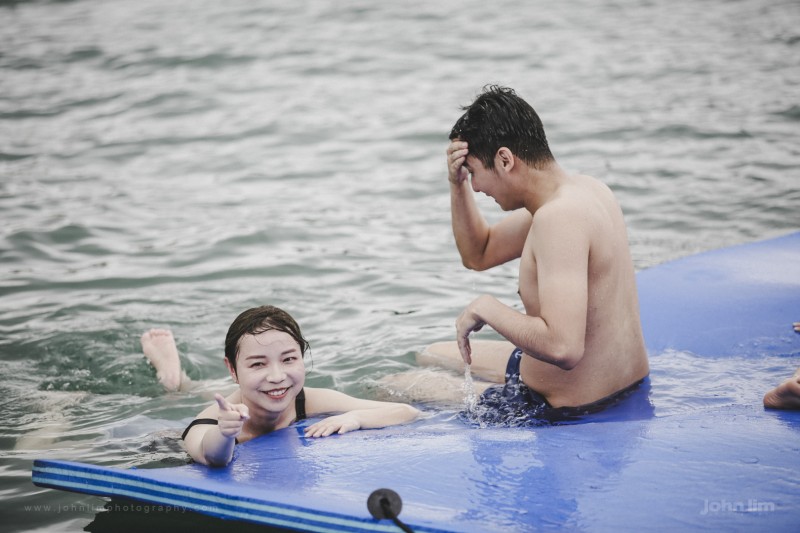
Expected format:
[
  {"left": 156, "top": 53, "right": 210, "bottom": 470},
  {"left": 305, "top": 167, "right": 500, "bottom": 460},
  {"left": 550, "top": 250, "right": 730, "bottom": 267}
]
[
  {"left": 141, "top": 329, "right": 186, "bottom": 392},
  {"left": 762, "top": 322, "right": 800, "bottom": 410},
  {"left": 764, "top": 373, "right": 800, "bottom": 410}
]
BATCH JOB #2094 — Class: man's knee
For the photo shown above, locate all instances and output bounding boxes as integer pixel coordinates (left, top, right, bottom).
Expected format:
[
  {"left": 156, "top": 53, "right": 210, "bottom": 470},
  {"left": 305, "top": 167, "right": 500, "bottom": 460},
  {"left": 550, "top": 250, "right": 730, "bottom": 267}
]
[{"left": 417, "top": 341, "right": 461, "bottom": 366}]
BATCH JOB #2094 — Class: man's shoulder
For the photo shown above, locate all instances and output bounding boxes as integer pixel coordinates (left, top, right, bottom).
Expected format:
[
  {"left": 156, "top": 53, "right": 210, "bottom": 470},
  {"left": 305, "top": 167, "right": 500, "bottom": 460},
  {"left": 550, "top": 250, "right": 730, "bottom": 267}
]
[
  {"left": 530, "top": 183, "right": 614, "bottom": 248},
  {"left": 532, "top": 192, "right": 588, "bottom": 224},
  {"left": 540, "top": 177, "right": 615, "bottom": 219}
]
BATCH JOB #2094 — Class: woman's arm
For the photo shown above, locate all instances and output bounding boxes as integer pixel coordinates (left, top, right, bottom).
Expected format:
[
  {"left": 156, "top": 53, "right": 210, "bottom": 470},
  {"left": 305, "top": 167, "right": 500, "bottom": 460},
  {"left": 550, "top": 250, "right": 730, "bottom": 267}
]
[
  {"left": 302, "top": 388, "right": 419, "bottom": 438},
  {"left": 183, "top": 393, "right": 249, "bottom": 466}
]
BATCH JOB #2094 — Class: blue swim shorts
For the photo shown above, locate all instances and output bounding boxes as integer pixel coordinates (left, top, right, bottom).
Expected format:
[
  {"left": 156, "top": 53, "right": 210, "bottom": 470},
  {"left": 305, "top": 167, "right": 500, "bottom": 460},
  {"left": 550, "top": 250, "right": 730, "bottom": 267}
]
[{"left": 475, "top": 348, "right": 646, "bottom": 426}]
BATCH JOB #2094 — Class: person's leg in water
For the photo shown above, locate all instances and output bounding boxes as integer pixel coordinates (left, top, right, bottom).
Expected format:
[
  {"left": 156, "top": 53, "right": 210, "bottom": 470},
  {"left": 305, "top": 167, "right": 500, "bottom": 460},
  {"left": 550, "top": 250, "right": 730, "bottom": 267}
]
[
  {"left": 418, "top": 339, "right": 512, "bottom": 382},
  {"left": 141, "top": 329, "right": 190, "bottom": 392},
  {"left": 378, "top": 339, "right": 512, "bottom": 405},
  {"left": 763, "top": 322, "right": 800, "bottom": 410}
]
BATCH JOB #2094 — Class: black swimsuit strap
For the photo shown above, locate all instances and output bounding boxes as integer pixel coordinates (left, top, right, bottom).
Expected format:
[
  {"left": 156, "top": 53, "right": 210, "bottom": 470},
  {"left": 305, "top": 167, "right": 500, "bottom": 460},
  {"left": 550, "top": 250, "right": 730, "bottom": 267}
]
[
  {"left": 295, "top": 388, "right": 306, "bottom": 421},
  {"left": 182, "top": 388, "right": 307, "bottom": 442},
  {"left": 181, "top": 417, "right": 218, "bottom": 441},
  {"left": 181, "top": 418, "right": 240, "bottom": 445}
]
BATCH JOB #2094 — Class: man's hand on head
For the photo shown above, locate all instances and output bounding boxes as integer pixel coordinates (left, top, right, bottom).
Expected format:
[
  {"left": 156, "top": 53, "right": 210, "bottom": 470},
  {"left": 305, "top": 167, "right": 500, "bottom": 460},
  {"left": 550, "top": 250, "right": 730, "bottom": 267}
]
[{"left": 447, "top": 140, "right": 470, "bottom": 185}]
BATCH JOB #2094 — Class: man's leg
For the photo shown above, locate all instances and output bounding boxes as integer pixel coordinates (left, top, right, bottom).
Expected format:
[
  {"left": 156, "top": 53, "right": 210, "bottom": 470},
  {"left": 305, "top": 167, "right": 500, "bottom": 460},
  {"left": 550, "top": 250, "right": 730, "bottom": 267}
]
[
  {"left": 375, "top": 368, "right": 491, "bottom": 406},
  {"left": 418, "top": 339, "right": 516, "bottom": 384},
  {"left": 375, "top": 340, "right": 514, "bottom": 406}
]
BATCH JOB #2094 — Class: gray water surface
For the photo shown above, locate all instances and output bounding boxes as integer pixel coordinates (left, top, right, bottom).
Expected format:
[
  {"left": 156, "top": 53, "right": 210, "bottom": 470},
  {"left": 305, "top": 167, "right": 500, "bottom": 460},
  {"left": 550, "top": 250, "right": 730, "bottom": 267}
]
[{"left": 2, "top": 1, "right": 799, "bottom": 531}]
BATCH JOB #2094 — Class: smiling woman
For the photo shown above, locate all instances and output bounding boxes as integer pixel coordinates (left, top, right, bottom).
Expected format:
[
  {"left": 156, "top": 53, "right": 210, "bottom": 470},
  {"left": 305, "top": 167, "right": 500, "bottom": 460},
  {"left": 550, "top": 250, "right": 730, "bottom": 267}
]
[{"left": 144, "top": 305, "right": 420, "bottom": 467}]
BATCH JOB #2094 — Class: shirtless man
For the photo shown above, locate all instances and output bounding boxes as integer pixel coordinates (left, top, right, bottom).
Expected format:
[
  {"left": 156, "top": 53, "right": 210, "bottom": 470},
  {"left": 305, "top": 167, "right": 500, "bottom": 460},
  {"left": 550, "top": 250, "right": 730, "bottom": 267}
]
[{"left": 419, "top": 86, "right": 649, "bottom": 415}]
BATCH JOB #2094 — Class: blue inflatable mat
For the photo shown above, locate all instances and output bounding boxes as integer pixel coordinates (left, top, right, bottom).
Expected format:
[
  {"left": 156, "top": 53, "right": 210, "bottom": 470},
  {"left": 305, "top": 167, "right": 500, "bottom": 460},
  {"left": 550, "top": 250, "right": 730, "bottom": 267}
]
[{"left": 32, "top": 232, "right": 800, "bottom": 532}]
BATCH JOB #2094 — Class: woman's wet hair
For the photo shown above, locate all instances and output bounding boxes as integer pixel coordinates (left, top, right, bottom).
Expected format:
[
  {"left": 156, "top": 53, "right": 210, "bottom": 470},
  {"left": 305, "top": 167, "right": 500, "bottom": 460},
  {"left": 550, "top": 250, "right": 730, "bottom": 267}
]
[
  {"left": 225, "top": 305, "right": 310, "bottom": 371},
  {"left": 449, "top": 85, "right": 554, "bottom": 170}
]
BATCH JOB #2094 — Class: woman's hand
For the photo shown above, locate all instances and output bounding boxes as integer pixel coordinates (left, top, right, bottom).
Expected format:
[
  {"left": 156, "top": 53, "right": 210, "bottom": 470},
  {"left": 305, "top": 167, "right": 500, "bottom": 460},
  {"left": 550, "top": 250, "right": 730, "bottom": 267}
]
[
  {"left": 215, "top": 393, "right": 249, "bottom": 439},
  {"left": 303, "top": 413, "right": 361, "bottom": 438}
]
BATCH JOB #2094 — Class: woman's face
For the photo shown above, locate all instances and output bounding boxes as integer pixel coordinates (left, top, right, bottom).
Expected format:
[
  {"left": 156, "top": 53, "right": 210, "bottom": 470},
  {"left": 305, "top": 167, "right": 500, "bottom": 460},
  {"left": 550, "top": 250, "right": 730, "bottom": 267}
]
[{"left": 227, "top": 329, "right": 306, "bottom": 415}]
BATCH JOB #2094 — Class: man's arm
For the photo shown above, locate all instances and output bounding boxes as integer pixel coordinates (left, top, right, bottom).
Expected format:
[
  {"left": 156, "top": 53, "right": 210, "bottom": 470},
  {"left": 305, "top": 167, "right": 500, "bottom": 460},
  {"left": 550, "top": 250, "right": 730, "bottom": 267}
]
[
  {"left": 447, "top": 141, "right": 530, "bottom": 270},
  {"left": 456, "top": 206, "right": 590, "bottom": 369}
]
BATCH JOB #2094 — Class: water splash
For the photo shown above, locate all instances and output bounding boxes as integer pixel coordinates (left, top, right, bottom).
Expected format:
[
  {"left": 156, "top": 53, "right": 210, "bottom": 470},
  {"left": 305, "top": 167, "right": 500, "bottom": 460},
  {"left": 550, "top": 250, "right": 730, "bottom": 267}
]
[{"left": 462, "top": 364, "right": 478, "bottom": 413}]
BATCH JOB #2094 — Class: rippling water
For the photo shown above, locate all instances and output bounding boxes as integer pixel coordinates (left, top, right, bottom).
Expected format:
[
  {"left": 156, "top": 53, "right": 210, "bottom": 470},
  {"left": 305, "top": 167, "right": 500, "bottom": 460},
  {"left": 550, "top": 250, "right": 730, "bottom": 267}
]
[{"left": 2, "top": 0, "right": 799, "bottom": 531}]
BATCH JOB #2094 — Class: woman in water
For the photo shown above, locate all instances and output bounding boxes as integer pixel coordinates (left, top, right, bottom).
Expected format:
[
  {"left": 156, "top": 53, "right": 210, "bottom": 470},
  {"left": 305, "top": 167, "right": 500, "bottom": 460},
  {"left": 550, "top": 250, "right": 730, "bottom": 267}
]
[{"left": 141, "top": 305, "right": 419, "bottom": 466}]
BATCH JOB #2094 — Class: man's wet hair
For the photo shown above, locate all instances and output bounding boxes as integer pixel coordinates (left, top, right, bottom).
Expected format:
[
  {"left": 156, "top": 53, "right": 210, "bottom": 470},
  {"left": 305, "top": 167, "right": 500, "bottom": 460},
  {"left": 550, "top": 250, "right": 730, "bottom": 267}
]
[
  {"left": 449, "top": 85, "right": 554, "bottom": 170},
  {"left": 225, "top": 305, "right": 310, "bottom": 371}
]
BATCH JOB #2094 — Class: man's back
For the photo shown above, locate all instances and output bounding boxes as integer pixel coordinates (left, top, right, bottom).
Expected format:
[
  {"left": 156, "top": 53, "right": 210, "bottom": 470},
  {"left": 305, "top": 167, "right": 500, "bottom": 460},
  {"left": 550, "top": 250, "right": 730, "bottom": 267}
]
[{"left": 518, "top": 173, "right": 649, "bottom": 407}]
